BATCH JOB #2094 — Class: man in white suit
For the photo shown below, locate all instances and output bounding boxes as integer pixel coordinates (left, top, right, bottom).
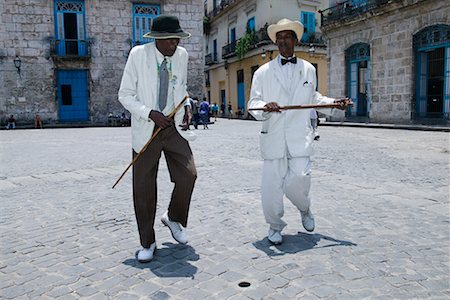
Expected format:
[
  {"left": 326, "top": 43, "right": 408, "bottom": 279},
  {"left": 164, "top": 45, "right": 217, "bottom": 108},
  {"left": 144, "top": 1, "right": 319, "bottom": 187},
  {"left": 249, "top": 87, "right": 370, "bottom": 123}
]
[
  {"left": 119, "top": 15, "right": 197, "bottom": 262},
  {"left": 249, "top": 19, "right": 352, "bottom": 245}
]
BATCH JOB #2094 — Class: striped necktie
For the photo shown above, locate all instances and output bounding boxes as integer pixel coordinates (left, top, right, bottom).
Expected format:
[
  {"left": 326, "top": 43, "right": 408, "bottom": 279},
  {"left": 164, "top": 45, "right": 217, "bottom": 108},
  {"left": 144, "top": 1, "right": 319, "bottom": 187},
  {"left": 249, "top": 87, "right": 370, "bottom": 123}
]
[{"left": 158, "top": 59, "right": 169, "bottom": 111}]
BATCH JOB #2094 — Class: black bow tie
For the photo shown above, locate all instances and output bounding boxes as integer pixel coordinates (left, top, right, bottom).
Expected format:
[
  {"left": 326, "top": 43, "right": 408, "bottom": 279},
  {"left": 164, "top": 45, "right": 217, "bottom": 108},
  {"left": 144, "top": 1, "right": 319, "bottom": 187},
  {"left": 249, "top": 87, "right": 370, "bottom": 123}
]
[{"left": 281, "top": 57, "right": 297, "bottom": 65}]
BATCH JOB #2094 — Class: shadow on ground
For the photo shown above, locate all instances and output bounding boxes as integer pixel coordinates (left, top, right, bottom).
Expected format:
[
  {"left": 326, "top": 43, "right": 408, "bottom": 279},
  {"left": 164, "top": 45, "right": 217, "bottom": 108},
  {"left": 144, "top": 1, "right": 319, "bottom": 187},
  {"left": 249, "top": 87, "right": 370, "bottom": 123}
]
[
  {"left": 123, "top": 242, "right": 199, "bottom": 278},
  {"left": 253, "top": 232, "right": 357, "bottom": 256}
]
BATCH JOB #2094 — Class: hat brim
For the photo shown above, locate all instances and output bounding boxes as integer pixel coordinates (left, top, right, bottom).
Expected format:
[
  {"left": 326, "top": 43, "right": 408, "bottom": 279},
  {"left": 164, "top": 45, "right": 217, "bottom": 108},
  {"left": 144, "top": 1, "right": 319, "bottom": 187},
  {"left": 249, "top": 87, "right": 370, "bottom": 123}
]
[
  {"left": 267, "top": 21, "right": 304, "bottom": 43},
  {"left": 143, "top": 31, "right": 191, "bottom": 39}
]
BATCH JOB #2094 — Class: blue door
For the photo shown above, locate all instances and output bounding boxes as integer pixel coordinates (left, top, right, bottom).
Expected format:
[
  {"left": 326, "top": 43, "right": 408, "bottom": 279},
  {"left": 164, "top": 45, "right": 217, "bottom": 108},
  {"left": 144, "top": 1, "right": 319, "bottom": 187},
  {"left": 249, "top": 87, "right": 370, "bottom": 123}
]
[
  {"left": 57, "top": 70, "right": 89, "bottom": 121},
  {"left": 237, "top": 69, "right": 245, "bottom": 114}
]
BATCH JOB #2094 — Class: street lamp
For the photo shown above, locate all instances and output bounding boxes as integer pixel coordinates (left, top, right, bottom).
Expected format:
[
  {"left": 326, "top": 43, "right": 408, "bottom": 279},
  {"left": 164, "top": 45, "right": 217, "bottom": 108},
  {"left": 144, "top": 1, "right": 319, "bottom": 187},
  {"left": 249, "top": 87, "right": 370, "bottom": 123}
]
[
  {"left": 308, "top": 44, "right": 316, "bottom": 57},
  {"left": 13, "top": 56, "right": 22, "bottom": 77}
]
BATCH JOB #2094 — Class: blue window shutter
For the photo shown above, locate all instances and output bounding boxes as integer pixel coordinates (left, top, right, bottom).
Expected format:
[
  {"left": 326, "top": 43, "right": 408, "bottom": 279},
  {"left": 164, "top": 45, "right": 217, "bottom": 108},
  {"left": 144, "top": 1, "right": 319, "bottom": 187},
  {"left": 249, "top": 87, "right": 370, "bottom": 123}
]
[
  {"left": 230, "top": 28, "right": 236, "bottom": 43},
  {"left": 247, "top": 17, "right": 255, "bottom": 32},
  {"left": 301, "top": 12, "right": 315, "bottom": 43}
]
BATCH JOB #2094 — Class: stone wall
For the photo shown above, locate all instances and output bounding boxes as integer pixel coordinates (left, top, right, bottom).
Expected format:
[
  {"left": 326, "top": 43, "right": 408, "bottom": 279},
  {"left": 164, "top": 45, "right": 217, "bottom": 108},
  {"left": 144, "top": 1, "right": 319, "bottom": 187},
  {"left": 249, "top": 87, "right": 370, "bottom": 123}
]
[
  {"left": 323, "top": 0, "right": 450, "bottom": 123},
  {"left": 0, "top": 0, "right": 203, "bottom": 126}
]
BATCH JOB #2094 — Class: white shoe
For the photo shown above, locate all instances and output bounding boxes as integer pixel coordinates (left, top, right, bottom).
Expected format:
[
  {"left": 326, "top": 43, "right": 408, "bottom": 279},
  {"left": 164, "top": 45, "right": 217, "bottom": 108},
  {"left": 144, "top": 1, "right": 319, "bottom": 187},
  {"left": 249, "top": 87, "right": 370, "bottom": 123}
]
[
  {"left": 301, "top": 209, "right": 315, "bottom": 232},
  {"left": 268, "top": 228, "right": 283, "bottom": 245},
  {"left": 161, "top": 212, "right": 188, "bottom": 244},
  {"left": 135, "top": 242, "right": 156, "bottom": 263}
]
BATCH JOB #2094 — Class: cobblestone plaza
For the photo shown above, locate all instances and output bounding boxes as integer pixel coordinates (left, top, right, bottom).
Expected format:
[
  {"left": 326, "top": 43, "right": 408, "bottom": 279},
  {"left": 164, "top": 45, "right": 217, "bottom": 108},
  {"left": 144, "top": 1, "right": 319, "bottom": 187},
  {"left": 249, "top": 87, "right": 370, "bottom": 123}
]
[{"left": 1, "top": 120, "right": 449, "bottom": 299}]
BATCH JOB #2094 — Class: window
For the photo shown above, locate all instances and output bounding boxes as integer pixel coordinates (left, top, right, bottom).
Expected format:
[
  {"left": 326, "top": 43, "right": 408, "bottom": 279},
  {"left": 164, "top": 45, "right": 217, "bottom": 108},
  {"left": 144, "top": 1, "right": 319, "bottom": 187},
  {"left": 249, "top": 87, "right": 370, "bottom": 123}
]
[
  {"left": 54, "top": 0, "right": 86, "bottom": 56},
  {"left": 230, "top": 27, "right": 236, "bottom": 43},
  {"left": 213, "top": 39, "right": 218, "bottom": 61},
  {"left": 251, "top": 65, "right": 259, "bottom": 79},
  {"left": 132, "top": 4, "right": 160, "bottom": 46},
  {"left": 300, "top": 11, "right": 315, "bottom": 43},
  {"left": 247, "top": 17, "right": 255, "bottom": 32}
]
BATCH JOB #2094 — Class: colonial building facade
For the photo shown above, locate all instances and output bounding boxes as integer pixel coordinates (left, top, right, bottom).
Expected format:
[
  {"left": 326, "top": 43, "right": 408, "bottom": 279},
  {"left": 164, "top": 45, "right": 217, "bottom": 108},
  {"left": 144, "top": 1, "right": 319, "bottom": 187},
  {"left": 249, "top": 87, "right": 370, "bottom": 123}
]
[
  {"left": 203, "top": 0, "right": 330, "bottom": 119},
  {"left": 1, "top": 0, "right": 203, "bottom": 126},
  {"left": 321, "top": 0, "right": 450, "bottom": 124}
]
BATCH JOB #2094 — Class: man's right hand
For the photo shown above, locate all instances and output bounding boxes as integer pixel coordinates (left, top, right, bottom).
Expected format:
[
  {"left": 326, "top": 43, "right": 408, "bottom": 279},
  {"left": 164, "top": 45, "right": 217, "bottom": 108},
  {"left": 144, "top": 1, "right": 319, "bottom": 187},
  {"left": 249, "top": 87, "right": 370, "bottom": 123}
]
[
  {"left": 264, "top": 102, "right": 281, "bottom": 112},
  {"left": 149, "top": 110, "right": 173, "bottom": 129}
]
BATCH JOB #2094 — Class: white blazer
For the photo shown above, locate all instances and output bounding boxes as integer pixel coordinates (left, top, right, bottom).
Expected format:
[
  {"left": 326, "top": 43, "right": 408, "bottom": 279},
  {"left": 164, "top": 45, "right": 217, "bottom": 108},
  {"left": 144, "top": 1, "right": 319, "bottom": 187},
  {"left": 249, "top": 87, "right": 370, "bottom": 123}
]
[
  {"left": 118, "top": 43, "right": 194, "bottom": 152},
  {"left": 249, "top": 56, "right": 335, "bottom": 159}
]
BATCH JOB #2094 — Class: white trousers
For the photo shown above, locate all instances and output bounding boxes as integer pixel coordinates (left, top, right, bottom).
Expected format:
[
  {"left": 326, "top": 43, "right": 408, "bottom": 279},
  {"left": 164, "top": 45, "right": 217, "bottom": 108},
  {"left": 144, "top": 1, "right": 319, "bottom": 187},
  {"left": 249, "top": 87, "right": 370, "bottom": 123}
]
[{"left": 261, "top": 156, "right": 311, "bottom": 231}]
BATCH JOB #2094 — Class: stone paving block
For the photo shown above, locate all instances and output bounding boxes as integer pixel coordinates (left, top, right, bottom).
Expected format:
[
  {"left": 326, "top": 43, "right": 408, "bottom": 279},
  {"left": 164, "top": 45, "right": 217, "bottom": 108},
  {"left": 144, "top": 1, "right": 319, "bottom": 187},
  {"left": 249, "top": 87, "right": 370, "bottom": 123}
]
[{"left": 1, "top": 124, "right": 449, "bottom": 299}]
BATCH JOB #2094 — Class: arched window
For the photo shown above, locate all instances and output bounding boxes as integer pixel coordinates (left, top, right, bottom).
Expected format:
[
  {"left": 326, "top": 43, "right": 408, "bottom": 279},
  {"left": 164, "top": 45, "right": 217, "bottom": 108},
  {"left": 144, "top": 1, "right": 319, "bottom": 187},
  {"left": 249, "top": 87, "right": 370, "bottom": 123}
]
[
  {"left": 345, "top": 43, "right": 370, "bottom": 117},
  {"left": 414, "top": 24, "right": 450, "bottom": 119}
]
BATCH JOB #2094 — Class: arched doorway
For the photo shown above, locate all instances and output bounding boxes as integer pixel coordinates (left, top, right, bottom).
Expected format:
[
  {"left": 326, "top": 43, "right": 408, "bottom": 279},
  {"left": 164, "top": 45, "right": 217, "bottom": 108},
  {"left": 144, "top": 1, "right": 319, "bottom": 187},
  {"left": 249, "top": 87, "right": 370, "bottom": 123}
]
[
  {"left": 345, "top": 43, "right": 370, "bottom": 117},
  {"left": 413, "top": 25, "right": 450, "bottom": 120}
]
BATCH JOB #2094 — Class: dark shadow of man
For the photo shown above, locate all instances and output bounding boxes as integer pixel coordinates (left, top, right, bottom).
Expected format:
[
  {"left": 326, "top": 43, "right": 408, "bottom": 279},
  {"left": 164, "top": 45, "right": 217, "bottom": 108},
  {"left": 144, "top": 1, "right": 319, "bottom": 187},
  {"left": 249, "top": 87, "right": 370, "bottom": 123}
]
[
  {"left": 253, "top": 232, "right": 357, "bottom": 257},
  {"left": 123, "top": 242, "right": 199, "bottom": 278}
]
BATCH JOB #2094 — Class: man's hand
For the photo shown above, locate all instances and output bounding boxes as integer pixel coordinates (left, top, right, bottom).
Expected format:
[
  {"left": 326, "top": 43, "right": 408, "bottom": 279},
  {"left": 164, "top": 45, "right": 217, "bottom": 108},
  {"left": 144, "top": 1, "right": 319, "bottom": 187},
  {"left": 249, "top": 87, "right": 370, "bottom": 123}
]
[
  {"left": 334, "top": 98, "right": 353, "bottom": 110},
  {"left": 179, "top": 106, "right": 192, "bottom": 131},
  {"left": 264, "top": 102, "right": 282, "bottom": 112},
  {"left": 149, "top": 110, "right": 173, "bottom": 129}
]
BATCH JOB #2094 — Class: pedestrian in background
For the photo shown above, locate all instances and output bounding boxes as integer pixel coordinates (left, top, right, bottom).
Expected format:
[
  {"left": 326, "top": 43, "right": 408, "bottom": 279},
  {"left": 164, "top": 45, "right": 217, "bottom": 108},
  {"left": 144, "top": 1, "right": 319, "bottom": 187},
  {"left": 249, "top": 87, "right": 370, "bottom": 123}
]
[
  {"left": 310, "top": 109, "right": 320, "bottom": 140},
  {"left": 211, "top": 102, "right": 219, "bottom": 121},
  {"left": 227, "top": 103, "right": 233, "bottom": 119},
  {"left": 249, "top": 18, "right": 352, "bottom": 245},
  {"left": 118, "top": 15, "right": 197, "bottom": 263},
  {"left": 199, "top": 99, "right": 209, "bottom": 129},
  {"left": 192, "top": 97, "right": 200, "bottom": 129}
]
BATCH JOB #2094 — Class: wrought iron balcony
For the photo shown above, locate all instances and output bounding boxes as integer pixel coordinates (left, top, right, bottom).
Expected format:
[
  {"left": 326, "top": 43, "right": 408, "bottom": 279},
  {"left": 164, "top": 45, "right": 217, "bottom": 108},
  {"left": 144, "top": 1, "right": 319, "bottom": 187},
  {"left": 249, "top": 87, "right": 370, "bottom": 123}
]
[
  {"left": 50, "top": 39, "right": 91, "bottom": 59},
  {"left": 222, "top": 41, "right": 237, "bottom": 59},
  {"left": 207, "top": 0, "right": 238, "bottom": 19},
  {"left": 320, "top": 0, "right": 390, "bottom": 27},
  {"left": 205, "top": 53, "right": 216, "bottom": 65}
]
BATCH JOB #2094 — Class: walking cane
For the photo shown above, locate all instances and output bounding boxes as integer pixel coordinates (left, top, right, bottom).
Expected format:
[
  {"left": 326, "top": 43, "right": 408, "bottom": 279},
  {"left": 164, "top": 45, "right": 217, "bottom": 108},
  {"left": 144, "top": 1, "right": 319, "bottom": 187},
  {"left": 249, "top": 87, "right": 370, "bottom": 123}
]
[
  {"left": 112, "top": 96, "right": 188, "bottom": 189},
  {"left": 248, "top": 102, "right": 352, "bottom": 111}
]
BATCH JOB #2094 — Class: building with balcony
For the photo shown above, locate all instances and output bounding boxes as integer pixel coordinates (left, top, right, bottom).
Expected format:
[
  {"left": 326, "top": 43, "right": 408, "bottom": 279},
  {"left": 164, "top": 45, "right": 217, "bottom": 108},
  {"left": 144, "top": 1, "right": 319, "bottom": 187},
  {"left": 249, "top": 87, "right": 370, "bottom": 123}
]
[
  {"left": 1, "top": 0, "right": 203, "bottom": 126},
  {"left": 321, "top": 0, "right": 450, "bottom": 125},
  {"left": 203, "top": 0, "right": 330, "bottom": 119}
]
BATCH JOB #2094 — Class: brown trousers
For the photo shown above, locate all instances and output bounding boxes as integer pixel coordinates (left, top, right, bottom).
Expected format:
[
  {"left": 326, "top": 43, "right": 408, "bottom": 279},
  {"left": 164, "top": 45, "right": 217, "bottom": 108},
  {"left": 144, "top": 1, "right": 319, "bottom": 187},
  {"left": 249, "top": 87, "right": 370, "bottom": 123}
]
[{"left": 132, "top": 126, "right": 197, "bottom": 248}]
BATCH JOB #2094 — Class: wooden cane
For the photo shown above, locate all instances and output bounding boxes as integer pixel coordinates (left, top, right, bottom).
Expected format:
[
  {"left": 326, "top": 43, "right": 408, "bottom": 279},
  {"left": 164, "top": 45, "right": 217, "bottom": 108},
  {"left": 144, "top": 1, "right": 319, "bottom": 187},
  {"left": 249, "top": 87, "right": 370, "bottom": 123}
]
[
  {"left": 248, "top": 102, "right": 352, "bottom": 111},
  {"left": 112, "top": 96, "right": 188, "bottom": 189}
]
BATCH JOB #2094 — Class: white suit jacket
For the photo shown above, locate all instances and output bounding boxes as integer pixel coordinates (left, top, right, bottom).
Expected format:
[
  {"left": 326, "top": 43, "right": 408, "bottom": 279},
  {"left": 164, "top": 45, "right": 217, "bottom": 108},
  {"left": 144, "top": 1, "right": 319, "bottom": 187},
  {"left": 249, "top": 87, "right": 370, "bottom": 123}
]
[
  {"left": 249, "top": 56, "right": 335, "bottom": 159},
  {"left": 118, "top": 43, "right": 194, "bottom": 152}
]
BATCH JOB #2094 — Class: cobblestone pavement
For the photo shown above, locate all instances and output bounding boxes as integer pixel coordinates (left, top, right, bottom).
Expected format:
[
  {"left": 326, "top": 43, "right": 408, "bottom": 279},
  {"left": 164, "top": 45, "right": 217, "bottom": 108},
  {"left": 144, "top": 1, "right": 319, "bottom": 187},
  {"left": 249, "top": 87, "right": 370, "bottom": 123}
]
[{"left": 1, "top": 120, "right": 449, "bottom": 299}]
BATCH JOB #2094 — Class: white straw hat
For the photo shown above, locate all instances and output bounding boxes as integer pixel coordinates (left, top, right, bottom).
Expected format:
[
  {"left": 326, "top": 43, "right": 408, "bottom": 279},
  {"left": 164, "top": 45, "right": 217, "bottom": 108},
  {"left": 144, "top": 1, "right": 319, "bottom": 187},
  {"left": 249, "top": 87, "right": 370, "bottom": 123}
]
[{"left": 267, "top": 18, "right": 304, "bottom": 43}]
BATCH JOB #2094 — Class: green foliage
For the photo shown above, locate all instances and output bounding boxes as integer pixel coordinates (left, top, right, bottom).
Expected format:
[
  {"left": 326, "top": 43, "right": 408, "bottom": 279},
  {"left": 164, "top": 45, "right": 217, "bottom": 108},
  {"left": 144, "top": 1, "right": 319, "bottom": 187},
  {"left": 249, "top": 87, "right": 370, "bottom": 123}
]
[{"left": 236, "top": 31, "right": 255, "bottom": 60}]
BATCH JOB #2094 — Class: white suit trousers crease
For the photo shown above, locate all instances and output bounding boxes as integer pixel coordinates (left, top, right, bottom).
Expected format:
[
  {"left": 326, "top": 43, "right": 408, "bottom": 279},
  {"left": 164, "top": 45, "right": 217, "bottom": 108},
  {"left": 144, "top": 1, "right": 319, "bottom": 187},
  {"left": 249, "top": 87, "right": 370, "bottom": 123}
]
[{"left": 261, "top": 156, "right": 312, "bottom": 231}]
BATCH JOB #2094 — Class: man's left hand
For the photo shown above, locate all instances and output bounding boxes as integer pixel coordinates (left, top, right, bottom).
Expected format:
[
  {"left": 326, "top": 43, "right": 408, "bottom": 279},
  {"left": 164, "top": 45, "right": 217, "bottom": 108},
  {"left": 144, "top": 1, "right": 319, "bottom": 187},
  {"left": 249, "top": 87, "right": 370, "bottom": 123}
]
[{"left": 334, "top": 98, "right": 353, "bottom": 110}]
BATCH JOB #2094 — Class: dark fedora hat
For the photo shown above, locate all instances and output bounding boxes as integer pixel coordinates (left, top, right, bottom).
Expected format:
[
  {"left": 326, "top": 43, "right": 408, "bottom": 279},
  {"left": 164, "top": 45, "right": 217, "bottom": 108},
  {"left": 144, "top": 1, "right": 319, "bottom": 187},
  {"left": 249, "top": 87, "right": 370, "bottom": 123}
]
[{"left": 143, "top": 15, "right": 191, "bottom": 39}]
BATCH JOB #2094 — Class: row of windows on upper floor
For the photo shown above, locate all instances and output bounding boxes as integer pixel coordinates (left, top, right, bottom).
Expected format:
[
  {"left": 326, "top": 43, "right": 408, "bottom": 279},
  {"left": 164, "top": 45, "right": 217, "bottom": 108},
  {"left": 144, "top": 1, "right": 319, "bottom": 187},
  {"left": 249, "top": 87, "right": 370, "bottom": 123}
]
[
  {"left": 205, "top": 12, "right": 320, "bottom": 64},
  {"left": 52, "top": 0, "right": 160, "bottom": 57}
]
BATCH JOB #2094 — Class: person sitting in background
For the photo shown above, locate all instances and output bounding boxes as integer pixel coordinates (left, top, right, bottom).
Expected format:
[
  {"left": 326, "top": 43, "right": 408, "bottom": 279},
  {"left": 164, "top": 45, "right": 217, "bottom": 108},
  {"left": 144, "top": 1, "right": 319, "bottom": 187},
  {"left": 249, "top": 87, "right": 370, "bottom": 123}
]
[
  {"left": 35, "top": 114, "right": 43, "bottom": 129},
  {"left": 7, "top": 115, "right": 16, "bottom": 129}
]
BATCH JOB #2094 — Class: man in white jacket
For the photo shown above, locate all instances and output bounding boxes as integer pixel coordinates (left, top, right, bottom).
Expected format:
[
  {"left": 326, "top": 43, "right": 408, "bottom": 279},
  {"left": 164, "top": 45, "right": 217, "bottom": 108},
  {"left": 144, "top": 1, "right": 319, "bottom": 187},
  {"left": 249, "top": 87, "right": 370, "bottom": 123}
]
[
  {"left": 249, "top": 19, "right": 352, "bottom": 245},
  {"left": 119, "top": 15, "right": 197, "bottom": 262}
]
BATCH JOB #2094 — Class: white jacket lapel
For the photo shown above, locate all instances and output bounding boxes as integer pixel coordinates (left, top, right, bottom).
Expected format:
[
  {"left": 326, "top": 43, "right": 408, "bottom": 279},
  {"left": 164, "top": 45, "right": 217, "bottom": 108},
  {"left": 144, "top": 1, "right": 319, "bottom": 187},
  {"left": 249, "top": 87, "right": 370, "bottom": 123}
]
[{"left": 270, "top": 58, "right": 289, "bottom": 93}]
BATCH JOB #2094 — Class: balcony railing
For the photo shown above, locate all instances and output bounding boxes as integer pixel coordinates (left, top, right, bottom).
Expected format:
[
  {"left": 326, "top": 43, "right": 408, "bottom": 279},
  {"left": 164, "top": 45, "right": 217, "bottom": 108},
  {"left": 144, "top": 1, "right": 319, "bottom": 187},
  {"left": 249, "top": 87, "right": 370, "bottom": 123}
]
[
  {"left": 207, "top": 0, "right": 238, "bottom": 19},
  {"left": 320, "top": 0, "right": 390, "bottom": 27},
  {"left": 205, "top": 53, "right": 216, "bottom": 65},
  {"left": 50, "top": 39, "right": 91, "bottom": 58},
  {"left": 222, "top": 41, "right": 237, "bottom": 59}
]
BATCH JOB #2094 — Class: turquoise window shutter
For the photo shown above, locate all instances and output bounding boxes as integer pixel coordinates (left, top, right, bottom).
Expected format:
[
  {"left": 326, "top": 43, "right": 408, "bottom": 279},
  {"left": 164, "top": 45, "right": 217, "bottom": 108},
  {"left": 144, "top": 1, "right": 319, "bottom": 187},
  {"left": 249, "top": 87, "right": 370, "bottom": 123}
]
[{"left": 301, "top": 12, "right": 315, "bottom": 43}]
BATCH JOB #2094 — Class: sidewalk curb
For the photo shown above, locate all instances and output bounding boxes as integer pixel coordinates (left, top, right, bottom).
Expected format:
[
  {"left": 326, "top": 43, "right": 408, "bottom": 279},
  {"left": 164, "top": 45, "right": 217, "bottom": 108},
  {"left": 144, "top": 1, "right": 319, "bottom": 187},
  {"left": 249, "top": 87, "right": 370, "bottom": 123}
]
[{"left": 320, "top": 121, "right": 450, "bottom": 132}]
